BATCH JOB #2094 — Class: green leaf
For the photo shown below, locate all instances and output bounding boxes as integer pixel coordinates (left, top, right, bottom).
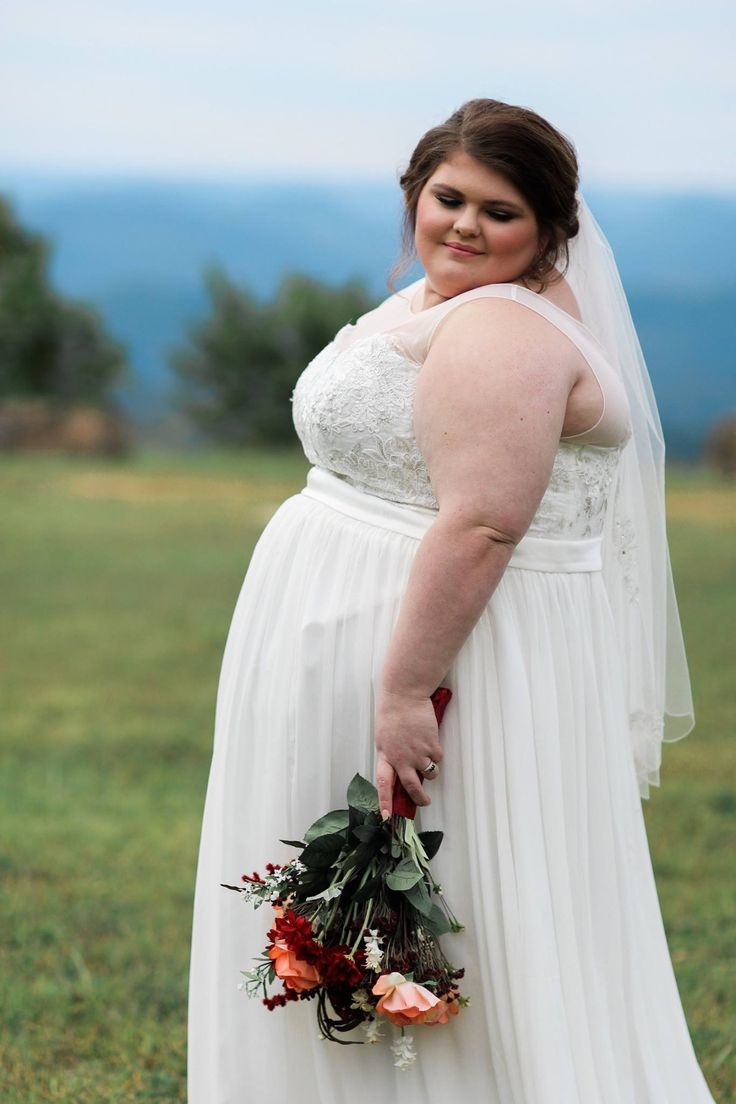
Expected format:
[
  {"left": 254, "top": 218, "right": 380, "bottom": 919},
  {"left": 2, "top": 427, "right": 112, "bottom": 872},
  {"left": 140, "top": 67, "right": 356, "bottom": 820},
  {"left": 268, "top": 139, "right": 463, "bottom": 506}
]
[
  {"left": 349, "top": 804, "right": 366, "bottom": 830},
  {"left": 421, "top": 904, "right": 453, "bottom": 937},
  {"left": 385, "top": 857, "right": 424, "bottom": 892},
  {"left": 347, "top": 773, "right": 380, "bottom": 814},
  {"left": 403, "top": 878, "right": 433, "bottom": 916},
  {"left": 351, "top": 824, "right": 379, "bottom": 843},
  {"left": 278, "top": 838, "right": 307, "bottom": 849},
  {"left": 299, "top": 831, "right": 345, "bottom": 869},
  {"left": 417, "top": 830, "right": 444, "bottom": 860},
  {"left": 297, "top": 870, "right": 331, "bottom": 895},
  {"left": 342, "top": 838, "right": 382, "bottom": 872},
  {"left": 348, "top": 874, "right": 384, "bottom": 905},
  {"left": 303, "top": 810, "right": 349, "bottom": 844}
]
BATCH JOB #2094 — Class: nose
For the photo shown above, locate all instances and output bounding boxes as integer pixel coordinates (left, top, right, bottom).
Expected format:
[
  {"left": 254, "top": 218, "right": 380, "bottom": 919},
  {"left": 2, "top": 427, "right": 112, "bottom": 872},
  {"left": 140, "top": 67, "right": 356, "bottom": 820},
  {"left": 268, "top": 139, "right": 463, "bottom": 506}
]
[{"left": 453, "top": 208, "right": 481, "bottom": 237}]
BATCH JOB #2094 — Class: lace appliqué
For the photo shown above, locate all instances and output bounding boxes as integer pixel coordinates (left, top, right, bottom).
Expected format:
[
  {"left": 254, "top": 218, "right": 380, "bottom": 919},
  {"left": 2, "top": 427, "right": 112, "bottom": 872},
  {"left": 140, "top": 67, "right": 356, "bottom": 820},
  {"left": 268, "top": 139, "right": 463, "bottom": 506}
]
[
  {"left": 526, "top": 443, "right": 623, "bottom": 541},
  {"left": 291, "top": 332, "right": 435, "bottom": 508},
  {"left": 611, "top": 511, "right": 639, "bottom": 604}
]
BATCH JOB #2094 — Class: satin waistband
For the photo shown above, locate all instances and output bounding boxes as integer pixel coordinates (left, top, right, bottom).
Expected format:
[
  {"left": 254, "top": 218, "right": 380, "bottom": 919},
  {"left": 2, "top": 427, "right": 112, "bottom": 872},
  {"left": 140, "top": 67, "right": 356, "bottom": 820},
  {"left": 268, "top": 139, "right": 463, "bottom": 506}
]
[{"left": 300, "top": 466, "right": 602, "bottom": 573}]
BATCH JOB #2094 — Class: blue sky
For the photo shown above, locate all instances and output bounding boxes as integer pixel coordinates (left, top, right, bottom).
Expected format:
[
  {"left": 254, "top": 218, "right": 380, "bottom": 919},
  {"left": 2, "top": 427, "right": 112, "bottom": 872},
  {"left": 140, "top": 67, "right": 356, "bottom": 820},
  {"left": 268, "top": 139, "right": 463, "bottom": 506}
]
[{"left": 1, "top": 0, "right": 734, "bottom": 191}]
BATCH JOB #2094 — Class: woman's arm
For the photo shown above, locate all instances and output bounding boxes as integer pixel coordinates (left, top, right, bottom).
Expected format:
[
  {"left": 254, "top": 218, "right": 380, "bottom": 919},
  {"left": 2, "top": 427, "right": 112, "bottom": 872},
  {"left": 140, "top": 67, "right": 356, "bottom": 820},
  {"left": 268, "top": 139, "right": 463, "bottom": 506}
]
[{"left": 374, "top": 298, "right": 578, "bottom": 819}]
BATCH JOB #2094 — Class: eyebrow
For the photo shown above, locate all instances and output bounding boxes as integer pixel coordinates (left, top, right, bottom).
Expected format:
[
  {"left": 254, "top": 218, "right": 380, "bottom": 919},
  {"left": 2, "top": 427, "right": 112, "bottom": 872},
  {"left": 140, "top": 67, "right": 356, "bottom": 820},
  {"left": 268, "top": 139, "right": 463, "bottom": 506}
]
[{"left": 431, "top": 183, "right": 525, "bottom": 213}]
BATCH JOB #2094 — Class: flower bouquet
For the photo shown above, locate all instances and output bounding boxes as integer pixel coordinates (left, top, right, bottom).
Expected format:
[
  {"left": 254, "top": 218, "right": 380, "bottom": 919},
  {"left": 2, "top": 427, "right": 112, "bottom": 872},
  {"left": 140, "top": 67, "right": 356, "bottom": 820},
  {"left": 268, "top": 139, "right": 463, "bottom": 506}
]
[{"left": 221, "top": 686, "right": 467, "bottom": 1070}]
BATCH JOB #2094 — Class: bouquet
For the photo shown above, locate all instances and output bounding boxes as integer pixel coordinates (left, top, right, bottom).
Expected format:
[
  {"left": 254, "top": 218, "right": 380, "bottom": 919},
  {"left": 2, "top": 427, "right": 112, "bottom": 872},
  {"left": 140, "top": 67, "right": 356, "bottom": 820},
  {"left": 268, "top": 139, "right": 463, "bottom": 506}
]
[{"left": 221, "top": 686, "right": 467, "bottom": 1070}]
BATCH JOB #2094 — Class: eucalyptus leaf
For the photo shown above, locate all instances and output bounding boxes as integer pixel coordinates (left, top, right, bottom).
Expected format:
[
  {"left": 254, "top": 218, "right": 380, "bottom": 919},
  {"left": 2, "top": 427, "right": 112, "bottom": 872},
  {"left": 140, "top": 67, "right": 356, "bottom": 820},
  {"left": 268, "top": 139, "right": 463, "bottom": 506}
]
[
  {"left": 385, "top": 857, "right": 424, "bottom": 892},
  {"left": 351, "top": 824, "right": 379, "bottom": 843},
  {"left": 278, "top": 838, "right": 307, "bottom": 849},
  {"left": 347, "top": 773, "right": 380, "bottom": 814},
  {"left": 404, "top": 878, "right": 433, "bottom": 917},
  {"left": 303, "top": 810, "right": 349, "bottom": 844},
  {"left": 421, "top": 904, "right": 453, "bottom": 937}
]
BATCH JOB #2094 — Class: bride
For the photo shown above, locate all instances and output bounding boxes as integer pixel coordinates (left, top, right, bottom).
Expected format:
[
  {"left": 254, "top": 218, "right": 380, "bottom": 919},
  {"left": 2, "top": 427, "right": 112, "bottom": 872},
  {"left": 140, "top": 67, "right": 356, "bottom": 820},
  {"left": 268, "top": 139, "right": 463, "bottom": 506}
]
[{"left": 187, "top": 98, "right": 717, "bottom": 1102}]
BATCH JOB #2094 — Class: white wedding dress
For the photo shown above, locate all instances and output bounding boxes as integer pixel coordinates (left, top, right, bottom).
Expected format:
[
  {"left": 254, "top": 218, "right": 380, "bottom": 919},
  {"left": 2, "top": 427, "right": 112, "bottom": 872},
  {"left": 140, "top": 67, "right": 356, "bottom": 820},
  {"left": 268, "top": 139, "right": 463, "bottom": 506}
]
[{"left": 187, "top": 278, "right": 717, "bottom": 1102}]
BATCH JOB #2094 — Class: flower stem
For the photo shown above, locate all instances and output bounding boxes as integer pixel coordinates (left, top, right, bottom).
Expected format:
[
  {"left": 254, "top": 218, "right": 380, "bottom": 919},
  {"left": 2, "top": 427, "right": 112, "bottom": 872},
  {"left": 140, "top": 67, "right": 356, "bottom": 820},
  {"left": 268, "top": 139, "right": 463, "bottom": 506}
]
[{"left": 349, "top": 898, "right": 375, "bottom": 957}]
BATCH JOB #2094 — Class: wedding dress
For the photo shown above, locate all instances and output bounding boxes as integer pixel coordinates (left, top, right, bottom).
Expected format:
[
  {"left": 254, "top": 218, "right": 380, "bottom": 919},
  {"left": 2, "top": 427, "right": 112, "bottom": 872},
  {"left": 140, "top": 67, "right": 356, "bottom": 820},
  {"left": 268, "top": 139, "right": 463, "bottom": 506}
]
[{"left": 187, "top": 276, "right": 717, "bottom": 1102}]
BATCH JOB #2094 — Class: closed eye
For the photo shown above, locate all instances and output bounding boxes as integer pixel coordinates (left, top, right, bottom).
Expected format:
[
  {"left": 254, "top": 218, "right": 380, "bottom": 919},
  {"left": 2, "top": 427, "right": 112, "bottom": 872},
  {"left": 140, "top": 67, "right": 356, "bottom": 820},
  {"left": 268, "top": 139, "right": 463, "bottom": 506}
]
[{"left": 436, "top": 195, "right": 513, "bottom": 221}]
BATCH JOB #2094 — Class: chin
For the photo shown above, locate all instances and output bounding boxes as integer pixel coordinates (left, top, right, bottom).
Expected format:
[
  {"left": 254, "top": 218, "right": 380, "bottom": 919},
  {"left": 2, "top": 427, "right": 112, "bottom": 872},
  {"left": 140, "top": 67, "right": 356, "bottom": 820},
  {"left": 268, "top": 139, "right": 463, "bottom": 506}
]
[{"left": 431, "top": 270, "right": 487, "bottom": 296}]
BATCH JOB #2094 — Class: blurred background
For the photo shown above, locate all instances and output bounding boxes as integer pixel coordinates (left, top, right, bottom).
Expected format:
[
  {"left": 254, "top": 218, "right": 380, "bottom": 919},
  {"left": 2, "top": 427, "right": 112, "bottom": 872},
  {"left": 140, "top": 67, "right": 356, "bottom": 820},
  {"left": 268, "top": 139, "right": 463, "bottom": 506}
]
[{"left": 1, "top": 2, "right": 734, "bottom": 1101}]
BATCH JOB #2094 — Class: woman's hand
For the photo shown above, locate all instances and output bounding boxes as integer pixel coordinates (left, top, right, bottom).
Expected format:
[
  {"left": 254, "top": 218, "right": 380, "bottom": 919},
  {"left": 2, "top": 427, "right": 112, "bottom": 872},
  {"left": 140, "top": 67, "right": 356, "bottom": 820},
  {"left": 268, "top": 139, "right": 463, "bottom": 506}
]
[{"left": 374, "top": 687, "right": 444, "bottom": 820}]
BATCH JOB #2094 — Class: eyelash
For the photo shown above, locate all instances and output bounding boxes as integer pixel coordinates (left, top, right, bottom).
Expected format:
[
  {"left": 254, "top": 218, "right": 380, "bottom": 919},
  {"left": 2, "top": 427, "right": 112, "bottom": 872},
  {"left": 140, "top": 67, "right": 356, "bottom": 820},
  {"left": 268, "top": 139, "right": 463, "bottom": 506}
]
[{"left": 435, "top": 195, "right": 513, "bottom": 221}]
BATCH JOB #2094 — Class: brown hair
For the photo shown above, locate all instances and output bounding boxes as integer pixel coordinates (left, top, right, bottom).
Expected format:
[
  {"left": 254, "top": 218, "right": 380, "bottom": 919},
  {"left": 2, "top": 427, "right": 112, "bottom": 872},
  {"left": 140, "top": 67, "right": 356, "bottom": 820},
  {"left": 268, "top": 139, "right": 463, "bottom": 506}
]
[{"left": 388, "top": 98, "right": 580, "bottom": 295}]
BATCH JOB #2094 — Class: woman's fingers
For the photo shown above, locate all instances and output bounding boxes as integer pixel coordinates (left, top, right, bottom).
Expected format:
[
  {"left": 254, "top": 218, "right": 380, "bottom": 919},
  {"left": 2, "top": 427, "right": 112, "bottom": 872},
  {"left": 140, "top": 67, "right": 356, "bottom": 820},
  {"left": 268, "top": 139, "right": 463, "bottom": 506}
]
[
  {"left": 376, "top": 753, "right": 436, "bottom": 820},
  {"left": 398, "top": 767, "right": 431, "bottom": 809},
  {"left": 375, "top": 755, "right": 396, "bottom": 821}
]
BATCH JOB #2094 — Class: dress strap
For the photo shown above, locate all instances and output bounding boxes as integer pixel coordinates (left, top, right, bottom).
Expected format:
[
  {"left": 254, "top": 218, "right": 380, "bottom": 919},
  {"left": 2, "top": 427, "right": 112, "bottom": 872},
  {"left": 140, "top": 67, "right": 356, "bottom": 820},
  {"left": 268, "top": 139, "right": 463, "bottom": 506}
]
[{"left": 399, "top": 281, "right": 606, "bottom": 359}]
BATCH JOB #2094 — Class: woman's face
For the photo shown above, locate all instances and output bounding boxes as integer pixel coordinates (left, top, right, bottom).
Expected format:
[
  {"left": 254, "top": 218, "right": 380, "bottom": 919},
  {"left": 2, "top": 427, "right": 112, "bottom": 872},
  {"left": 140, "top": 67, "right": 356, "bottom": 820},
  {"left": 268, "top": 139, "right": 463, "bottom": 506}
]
[{"left": 413, "top": 150, "right": 543, "bottom": 301}]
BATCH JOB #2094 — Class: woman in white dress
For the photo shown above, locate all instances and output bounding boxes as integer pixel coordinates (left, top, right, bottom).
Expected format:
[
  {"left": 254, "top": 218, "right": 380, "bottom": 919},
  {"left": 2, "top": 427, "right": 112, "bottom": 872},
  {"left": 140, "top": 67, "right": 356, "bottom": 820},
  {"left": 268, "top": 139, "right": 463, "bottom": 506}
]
[{"left": 187, "top": 98, "right": 717, "bottom": 1102}]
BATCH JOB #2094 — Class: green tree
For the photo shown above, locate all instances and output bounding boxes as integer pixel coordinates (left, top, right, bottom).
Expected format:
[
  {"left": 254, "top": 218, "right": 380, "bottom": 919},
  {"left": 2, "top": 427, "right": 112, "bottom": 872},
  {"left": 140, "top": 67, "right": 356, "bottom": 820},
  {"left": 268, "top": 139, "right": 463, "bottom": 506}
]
[
  {"left": 0, "top": 195, "right": 127, "bottom": 404},
  {"left": 170, "top": 268, "right": 377, "bottom": 445}
]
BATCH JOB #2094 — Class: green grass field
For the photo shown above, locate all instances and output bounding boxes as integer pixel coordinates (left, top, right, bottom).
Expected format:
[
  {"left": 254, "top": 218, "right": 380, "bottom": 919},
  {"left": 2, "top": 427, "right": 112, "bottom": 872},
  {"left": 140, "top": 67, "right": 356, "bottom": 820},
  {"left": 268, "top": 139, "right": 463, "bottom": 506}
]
[{"left": 1, "top": 449, "right": 734, "bottom": 1102}]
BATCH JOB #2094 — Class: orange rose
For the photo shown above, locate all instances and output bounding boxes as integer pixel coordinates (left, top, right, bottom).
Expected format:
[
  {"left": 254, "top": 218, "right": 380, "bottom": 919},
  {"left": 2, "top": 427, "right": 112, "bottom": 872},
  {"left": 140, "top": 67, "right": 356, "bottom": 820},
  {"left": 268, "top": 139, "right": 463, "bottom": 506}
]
[
  {"left": 268, "top": 938, "right": 322, "bottom": 992},
  {"left": 371, "top": 971, "right": 443, "bottom": 1026}
]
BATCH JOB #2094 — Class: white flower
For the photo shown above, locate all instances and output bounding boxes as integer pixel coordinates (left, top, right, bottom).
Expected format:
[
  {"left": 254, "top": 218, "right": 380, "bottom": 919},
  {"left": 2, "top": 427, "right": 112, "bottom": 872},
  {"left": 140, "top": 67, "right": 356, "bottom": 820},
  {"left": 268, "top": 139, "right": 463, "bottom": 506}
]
[
  {"left": 350, "top": 988, "right": 374, "bottom": 1013},
  {"left": 363, "top": 928, "right": 384, "bottom": 971},
  {"left": 363, "top": 1018, "right": 384, "bottom": 1045},
  {"left": 391, "top": 1029, "right": 417, "bottom": 1070},
  {"left": 237, "top": 968, "right": 261, "bottom": 993}
]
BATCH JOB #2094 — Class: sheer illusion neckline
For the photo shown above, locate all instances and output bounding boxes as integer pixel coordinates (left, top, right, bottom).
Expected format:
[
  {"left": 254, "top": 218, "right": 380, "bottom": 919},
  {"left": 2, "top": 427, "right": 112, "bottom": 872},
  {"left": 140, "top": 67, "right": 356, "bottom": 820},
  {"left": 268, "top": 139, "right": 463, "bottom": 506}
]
[{"left": 403, "top": 276, "right": 602, "bottom": 345}]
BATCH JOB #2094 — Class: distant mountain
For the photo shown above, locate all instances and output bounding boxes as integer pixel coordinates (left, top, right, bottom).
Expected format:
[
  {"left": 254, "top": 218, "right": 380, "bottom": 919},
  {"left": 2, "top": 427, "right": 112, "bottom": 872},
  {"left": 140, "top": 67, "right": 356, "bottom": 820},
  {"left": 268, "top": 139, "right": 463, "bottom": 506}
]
[{"left": 1, "top": 169, "right": 734, "bottom": 457}]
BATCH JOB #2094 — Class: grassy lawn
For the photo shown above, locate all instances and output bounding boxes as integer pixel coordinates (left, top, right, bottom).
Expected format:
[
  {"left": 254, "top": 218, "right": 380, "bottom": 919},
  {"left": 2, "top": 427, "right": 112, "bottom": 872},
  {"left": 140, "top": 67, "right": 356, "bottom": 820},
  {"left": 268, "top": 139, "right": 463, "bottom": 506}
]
[{"left": 0, "top": 449, "right": 733, "bottom": 1102}]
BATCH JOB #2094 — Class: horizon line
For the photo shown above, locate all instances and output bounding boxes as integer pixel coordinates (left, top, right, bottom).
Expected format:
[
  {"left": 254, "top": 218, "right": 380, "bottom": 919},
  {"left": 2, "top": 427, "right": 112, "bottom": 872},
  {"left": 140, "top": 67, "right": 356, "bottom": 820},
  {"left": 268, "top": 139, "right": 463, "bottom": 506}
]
[{"left": 1, "top": 163, "right": 736, "bottom": 200}]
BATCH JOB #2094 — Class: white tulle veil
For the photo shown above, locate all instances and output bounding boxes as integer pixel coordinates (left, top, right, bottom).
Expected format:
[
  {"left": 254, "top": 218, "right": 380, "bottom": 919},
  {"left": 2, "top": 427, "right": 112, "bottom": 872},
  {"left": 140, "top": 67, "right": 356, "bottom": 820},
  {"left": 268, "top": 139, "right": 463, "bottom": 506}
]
[{"left": 565, "top": 193, "right": 695, "bottom": 798}]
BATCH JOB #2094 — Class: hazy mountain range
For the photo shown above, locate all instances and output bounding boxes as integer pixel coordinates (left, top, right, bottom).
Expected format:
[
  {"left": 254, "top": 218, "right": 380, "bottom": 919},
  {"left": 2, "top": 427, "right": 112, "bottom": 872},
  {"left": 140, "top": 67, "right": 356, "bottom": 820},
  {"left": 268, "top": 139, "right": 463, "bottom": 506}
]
[{"left": 3, "top": 169, "right": 735, "bottom": 458}]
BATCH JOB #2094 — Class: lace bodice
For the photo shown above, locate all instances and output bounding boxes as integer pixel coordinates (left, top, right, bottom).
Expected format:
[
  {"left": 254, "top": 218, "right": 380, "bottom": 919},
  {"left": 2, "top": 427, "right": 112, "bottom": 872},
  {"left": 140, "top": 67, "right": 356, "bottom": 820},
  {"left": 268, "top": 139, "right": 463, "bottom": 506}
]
[{"left": 290, "top": 281, "right": 633, "bottom": 542}]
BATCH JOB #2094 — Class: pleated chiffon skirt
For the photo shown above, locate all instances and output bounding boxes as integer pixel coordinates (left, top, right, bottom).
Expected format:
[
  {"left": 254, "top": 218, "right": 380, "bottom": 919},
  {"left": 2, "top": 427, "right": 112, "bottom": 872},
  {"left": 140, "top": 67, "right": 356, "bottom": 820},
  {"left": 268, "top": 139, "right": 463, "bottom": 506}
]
[{"left": 187, "top": 466, "right": 716, "bottom": 1104}]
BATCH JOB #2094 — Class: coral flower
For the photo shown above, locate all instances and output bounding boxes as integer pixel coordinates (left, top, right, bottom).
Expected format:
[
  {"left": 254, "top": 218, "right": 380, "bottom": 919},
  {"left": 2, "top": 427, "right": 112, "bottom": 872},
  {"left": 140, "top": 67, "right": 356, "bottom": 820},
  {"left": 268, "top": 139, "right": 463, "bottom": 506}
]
[
  {"left": 268, "top": 939, "right": 322, "bottom": 992},
  {"left": 422, "top": 995, "right": 461, "bottom": 1024},
  {"left": 371, "top": 971, "right": 444, "bottom": 1026}
]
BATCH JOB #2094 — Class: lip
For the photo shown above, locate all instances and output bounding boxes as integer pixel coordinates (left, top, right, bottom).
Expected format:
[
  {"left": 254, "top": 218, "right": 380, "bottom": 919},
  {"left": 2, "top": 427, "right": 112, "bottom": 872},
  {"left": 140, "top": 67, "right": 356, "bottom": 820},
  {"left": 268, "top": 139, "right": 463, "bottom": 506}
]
[{"left": 445, "top": 242, "right": 483, "bottom": 256}]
